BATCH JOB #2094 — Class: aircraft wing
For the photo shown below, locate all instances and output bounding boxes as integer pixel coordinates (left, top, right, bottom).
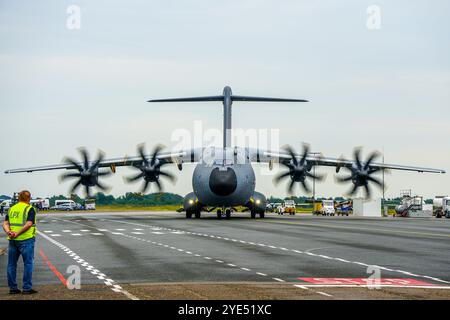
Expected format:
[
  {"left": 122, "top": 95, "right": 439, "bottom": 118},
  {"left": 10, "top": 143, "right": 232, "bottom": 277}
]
[
  {"left": 249, "top": 148, "right": 446, "bottom": 174},
  {"left": 4, "top": 148, "right": 202, "bottom": 174}
]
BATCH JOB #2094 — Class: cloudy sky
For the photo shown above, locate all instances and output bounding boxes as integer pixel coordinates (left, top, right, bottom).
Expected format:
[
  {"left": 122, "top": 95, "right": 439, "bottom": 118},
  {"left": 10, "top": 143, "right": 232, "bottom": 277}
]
[{"left": 0, "top": 0, "right": 449, "bottom": 199}]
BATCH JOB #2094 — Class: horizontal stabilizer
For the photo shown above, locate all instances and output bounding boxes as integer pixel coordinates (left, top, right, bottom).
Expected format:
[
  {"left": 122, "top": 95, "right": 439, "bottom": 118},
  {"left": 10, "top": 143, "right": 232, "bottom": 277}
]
[
  {"left": 149, "top": 95, "right": 308, "bottom": 103},
  {"left": 148, "top": 96, "right": 223, "bottom": 103},
  {"left": 231, "top": 95, "right": 308, "bottom": 102}
]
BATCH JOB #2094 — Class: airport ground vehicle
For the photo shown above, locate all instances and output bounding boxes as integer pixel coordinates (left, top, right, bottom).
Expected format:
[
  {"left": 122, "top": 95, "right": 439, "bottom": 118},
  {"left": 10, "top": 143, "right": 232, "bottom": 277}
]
[
  {"left": 271, "top": 203, "right": 282, "bottom": 214},
  {"left": 336, "top": 200, "right": 352, "bottom": 216},
  {"left": 283, "top": 200, "right": 296, "bottom": 215},
  {"left": 433, "top": 196, "right": 450, "bottom": 218},
  {"left": 313, "top": 200, "right": 335, "bottom": 216},
  {"left": 30, "top": 198, "right": 50, "bottom": 210},
  {"left": 85, "top": 199, "right": 96, "bottom": 210},
  {"left": 321, "top": 200, "right": 335, "bottom": 216},
  {"left": 0, "top": 200, "right": 12, "bottom": 215}
]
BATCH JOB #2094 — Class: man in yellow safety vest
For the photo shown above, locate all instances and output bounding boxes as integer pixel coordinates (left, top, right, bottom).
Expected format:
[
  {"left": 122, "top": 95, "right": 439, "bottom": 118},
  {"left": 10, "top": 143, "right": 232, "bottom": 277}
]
[{"left": 2, "top": 190, "right": 38, "bottom": 294}]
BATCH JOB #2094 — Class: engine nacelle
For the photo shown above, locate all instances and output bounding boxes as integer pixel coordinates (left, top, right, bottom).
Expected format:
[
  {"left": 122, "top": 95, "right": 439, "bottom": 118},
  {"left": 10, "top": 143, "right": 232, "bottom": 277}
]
[
  {"left": 183, "top": 192, "right": 203, "bottom": 213},
  {"left": 245, "top": 191, "right": 267, "bottom": 213}
]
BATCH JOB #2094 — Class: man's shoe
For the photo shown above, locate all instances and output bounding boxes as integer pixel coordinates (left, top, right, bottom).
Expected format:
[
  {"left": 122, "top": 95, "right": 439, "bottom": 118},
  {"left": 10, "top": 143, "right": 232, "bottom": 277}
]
[
  {"left": 9, "top": 289, "right": 22, "bottom": 294},
  {"left": 22, "top": 289, "right": 38, "bottom": 295}
]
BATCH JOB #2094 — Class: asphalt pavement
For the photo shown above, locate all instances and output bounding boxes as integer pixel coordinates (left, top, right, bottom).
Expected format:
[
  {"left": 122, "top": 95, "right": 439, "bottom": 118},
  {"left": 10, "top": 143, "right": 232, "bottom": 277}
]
[{"left": 1, "top": 211, "right": 449, "bottom": 300}]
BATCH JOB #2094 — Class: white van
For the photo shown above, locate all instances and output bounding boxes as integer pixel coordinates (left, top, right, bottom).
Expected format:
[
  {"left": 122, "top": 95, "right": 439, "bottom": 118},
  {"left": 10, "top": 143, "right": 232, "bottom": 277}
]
[{"left": 54, "top": 200, "right": 77, "bottom": 210}]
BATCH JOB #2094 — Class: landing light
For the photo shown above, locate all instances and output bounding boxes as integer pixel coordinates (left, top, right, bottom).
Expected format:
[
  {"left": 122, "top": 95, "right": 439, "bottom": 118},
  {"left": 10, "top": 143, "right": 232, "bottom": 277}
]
[
  {"left": 256, "top": 199, "right": 261, "bottom": 205},
  {"left": 189, "top": 199, "right": 194, "bottom": 205}
]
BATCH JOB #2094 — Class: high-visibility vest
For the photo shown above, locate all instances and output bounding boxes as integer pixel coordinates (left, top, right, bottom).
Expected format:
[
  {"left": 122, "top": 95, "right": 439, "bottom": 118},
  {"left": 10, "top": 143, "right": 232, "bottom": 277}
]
[{"left": 7, "top": 202, "right": 36, "bottom": 241}]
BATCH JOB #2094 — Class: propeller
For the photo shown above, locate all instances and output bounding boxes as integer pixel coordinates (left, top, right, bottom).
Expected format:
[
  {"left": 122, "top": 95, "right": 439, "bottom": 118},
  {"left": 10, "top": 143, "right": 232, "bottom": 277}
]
[
  {"left": 273, "top": 144, "right": 325, "bottom": 194},
  {"left": 125, "top": 144, "right": 176, "bottom": 194},
  {"left": 335, "top": 147, "right": 384, "bottom": 198},
  {"left": 59, "top": 148, "right": 111, "bottom": 198}
]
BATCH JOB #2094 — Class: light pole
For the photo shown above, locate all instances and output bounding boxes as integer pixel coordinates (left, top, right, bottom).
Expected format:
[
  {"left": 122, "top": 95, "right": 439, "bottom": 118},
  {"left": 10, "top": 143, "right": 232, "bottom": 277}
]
[{"left": 308, "top": 151, "right": 322, "bottom": 207}]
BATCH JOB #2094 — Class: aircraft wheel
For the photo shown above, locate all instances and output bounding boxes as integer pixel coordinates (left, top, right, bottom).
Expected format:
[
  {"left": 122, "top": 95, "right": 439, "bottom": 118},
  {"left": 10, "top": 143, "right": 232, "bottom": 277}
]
[
  {"left": 259, "top": 212, "right": 265, "bottom": 219},
  {"left": 195, "top": 211, "right": 201, "bottom": 219},
  {"left": 225, "top": 209, "right": 231, "bottom": 219},
  {"left": 251, "top": 211, "right": 256, "bottom": 219},
  {"left": 217, "top": 209, "right": 222, "bottom": 219},
  {"left": 186, "top": 211, "right": 192, "bottom": 219}
]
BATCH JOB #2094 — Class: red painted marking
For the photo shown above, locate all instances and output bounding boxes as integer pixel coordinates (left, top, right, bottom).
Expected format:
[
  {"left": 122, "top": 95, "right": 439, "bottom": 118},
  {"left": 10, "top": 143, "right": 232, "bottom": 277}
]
[
  {"left": 39, "top": 249, "right": 67, "bottom": 287},
  {"left": 298, "top": 278, "right": 434, "bottom": 286}
]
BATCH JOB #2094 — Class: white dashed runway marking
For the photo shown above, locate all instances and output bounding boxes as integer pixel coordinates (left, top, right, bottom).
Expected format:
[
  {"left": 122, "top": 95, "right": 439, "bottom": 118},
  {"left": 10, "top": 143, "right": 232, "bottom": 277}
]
[
  {"left": 47, "top": 217, "right": 342, "bottom": 299},
  {"left": 37, "top": 231, "right": 139, "bottom": 300},
  {"left": 99, "top": 218, "right": 450, "bottom": 286}
]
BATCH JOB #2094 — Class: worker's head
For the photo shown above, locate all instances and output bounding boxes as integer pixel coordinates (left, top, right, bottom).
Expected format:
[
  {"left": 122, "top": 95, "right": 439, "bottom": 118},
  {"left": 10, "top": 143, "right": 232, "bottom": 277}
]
[{"left": 18, "top": 190, "right": 31, "bottom": 204}]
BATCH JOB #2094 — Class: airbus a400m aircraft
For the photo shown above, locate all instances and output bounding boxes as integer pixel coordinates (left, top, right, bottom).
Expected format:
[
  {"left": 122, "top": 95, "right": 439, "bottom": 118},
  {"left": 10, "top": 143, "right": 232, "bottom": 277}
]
[{"left": 4, "top": 86, "right": 445, "bottom": 219}]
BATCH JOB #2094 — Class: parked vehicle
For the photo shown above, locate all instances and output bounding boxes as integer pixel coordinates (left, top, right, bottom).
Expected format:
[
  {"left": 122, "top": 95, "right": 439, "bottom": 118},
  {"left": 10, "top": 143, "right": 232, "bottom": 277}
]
[
  {"left": 283, "top": 200, "right": 296, "bottom": 215},
  {"left": 52, "top": 203, "right": 75, "bottom": 211},
  {"left": 313, "top": 199, "right": 336, "bottom": 216},
  {"left": 54, "top": 200, "right": 77, "bottom": 210},
  {"left": 321, "top": 200, "right": 335, "bottom": 216},
  {"left": 433, "top": 196, "right": 450, "bottom": 218}
]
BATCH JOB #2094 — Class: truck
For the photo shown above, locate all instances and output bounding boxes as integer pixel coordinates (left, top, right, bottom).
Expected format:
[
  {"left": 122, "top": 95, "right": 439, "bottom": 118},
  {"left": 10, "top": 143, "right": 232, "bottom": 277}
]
[
  {"left": 320, "top": 200, "right": 335, "bottom": 216},
  {"left": 283, "top": 200, "right": 296, "bottom": 215},
  {"left": 336, "top": 200, "right": 352, "bottom": 216},
  {"left": 433, "top": 196, "right": 450, "bottom": 218},
  {"left": 313, "top": 199, "right": 335, "bottom": 216},
  {"left": 30, "top": 198, "right": 50, "bottom": 211},
  {"left": 85, "top": 199, "right": 96, "bottom": 210}
]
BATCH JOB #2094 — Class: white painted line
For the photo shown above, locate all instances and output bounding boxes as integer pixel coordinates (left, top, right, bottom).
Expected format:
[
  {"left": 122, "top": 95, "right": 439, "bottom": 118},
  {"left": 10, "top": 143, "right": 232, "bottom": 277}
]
[
  {"left": 294, "top": 285, "right": 309, "bottom": 290},
  {"left": 112, "top": 232, "right": 123, "bottom": 235},
  {"left": 241, "top": 268, "right": 251, "bottom": 271},
  {"left": 62, "top": 230, "right": 72, "bottom": 233},
  {"left": 50, "top": 234, "right": 61, "bottom": 237},
  {"left": 131, "top": 232, "right": 144, "bottom": 235},
  {"left": 115, "top": 229, "right": 126, "bottom": 231},
  {"left": 256, "top": 272, "right": 268, "bottom": 277},
  {"left": 71, "top": 233, "right": 82, "bottom": 236},
  {"left": 80, "top": 229, "right": 90, "bottom": 232},
  {"left": 273, "top": 278, "right": 285, "bottom": 283},
  {"left": 216, "top": 260, "right": 224, "bottom": 263},
  {"left": 296, "top": 284, "right": 450, "bottom": 289},
  {"left": 152, "top": 232, "right": 164, "bottom": 235},
  {"left": 43, "top": 230, "right": 53, "bottom": 233},
  {"left": 227, "top": 263, "right": 236, "bottom": 267},
  {"left": 37, "top": 231, "right": 139, "bottom": 300},
  {"left": 317, "top": 291, "right": 333, "bottom": 297},
  {"left": 91, "top": 233, "right": 103, "bottom": 236}
]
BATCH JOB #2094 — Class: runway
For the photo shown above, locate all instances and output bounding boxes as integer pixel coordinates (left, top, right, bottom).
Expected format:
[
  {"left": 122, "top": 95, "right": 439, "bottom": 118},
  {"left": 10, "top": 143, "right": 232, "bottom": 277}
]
[{"left": 1, "top": 211, "right": 450, "bottom": 300}]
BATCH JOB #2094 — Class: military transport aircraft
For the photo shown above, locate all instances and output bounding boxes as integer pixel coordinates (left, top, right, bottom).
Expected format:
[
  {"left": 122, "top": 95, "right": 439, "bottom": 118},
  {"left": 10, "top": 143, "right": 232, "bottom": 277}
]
[{"left": 4, "top": 86, "right": 446, "bottom": 219}]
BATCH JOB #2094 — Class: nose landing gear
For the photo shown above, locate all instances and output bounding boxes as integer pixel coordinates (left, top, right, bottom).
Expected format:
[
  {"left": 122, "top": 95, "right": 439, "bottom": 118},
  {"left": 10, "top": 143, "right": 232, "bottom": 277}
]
[{"left": 217, "top": 207, "right": 232, "bottom": 219}]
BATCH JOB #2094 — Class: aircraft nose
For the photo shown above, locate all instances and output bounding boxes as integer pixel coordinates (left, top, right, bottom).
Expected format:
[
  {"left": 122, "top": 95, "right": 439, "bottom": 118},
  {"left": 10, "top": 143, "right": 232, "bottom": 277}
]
[{"left": 209, "top": 167, "right": 237, "bottom": 196}]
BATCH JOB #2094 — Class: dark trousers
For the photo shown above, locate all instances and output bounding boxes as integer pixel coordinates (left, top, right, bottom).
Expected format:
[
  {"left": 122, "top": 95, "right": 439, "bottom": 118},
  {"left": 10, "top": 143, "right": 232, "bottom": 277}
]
[{"left": 7, "top": 237, "right": 35, "bottom": 291}]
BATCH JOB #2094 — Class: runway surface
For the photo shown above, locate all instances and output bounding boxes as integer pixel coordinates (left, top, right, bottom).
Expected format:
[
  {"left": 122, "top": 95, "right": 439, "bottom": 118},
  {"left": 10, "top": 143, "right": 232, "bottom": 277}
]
[{"left": 1, "top": 211, "right": 450, "bottom": 300}]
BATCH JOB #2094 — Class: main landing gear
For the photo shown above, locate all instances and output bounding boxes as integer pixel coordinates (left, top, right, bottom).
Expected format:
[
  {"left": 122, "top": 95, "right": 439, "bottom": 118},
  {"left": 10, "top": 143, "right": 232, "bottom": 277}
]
[
  {"left": 250, "top": 210, "right": 265, "bottom": 219},
  {"left": 186, "top": 210, "right": 201, "bottom": 219}
]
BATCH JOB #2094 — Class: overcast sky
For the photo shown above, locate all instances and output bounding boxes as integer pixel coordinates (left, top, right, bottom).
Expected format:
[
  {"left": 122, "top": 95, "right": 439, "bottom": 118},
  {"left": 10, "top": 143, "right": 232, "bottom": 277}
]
[{"left": 0, "top": 0, "right": 449, "bottom": 199}]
